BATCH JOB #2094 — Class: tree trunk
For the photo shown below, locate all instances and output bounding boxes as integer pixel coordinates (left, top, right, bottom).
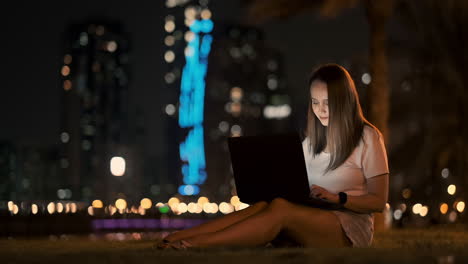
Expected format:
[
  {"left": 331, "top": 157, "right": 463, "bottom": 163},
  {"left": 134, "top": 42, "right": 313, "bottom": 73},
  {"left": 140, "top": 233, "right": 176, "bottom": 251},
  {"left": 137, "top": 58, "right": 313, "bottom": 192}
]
[
  {"left": 365, "top": 0, "right": 392, "bottom": 232},
  {"left": 365, "top": 0, "right": 390, "bottom": 142}
]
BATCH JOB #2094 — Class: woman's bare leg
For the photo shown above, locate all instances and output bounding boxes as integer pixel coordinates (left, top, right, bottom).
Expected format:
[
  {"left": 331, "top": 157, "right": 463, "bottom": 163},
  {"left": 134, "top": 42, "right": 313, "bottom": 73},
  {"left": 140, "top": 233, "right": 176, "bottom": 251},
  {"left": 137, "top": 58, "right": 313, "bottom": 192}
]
[
  {"left": 163, "top": 201, "right": 268, "bottom": 242},
  {"left": 184, "top": 198, "right": 350, "bottom": 248}
]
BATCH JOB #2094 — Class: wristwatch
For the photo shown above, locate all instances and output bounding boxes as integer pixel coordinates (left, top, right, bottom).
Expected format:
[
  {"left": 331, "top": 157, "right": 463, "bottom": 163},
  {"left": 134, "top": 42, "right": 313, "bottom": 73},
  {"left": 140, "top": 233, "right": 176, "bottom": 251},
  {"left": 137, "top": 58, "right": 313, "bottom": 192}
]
[{"left": 338, "top": 192, "right": 347, "bottom": 205}]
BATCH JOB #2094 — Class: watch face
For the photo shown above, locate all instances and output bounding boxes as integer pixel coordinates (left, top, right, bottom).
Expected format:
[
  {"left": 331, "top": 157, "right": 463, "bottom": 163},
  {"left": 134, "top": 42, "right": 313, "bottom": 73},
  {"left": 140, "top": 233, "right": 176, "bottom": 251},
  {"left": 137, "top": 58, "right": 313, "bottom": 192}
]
[{"left": 339, "top": 192, "right": 347, "bottom": 204}]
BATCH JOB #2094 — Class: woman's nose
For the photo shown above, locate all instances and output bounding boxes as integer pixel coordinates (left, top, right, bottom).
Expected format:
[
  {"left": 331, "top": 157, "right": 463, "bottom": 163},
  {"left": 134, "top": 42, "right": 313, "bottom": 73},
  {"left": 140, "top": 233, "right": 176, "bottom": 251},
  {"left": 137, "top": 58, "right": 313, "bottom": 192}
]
[{"left": 319, "top": 104, "right": 327, "bottom": 113}]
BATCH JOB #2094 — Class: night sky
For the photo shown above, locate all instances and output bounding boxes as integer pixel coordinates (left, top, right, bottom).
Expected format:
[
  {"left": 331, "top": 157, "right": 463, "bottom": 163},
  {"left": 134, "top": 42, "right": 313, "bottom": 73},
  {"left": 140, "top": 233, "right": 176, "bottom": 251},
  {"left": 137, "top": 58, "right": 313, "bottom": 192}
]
[{"left": 2, "top": 0, "right": 369, "bottom": 157}]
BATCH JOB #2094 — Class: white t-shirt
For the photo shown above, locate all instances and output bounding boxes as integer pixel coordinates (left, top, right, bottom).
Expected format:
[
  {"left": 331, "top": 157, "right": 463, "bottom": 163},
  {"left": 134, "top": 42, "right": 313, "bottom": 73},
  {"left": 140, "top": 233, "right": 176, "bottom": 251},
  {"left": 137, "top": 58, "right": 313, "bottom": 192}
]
[{"left": 302, "top": 125, "right": 389, "bottom": 196}]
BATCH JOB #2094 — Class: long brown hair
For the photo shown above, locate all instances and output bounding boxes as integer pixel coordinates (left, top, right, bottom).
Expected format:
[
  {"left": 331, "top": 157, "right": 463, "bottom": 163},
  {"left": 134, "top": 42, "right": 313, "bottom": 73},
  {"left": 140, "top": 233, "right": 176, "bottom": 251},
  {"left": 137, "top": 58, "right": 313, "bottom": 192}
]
[{"left": 306, "top": 63, "right": 374, "bottom": 172}]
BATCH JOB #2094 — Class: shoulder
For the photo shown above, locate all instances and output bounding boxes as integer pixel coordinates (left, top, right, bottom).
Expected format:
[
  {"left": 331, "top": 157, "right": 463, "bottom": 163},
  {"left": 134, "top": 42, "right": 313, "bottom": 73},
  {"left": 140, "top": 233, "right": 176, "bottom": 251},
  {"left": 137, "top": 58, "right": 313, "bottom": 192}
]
[{"left": 362, "top": 124, "right": 384, "bottom": 144}]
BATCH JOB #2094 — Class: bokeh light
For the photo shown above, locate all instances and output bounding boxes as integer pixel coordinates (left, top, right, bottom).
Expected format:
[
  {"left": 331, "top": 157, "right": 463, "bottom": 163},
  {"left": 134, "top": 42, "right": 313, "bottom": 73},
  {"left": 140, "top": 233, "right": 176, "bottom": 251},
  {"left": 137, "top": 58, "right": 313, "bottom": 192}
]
[
  {"left": 115, "top": 199, "right": 127, "bottom": 210},
  {"left": 164, "top": 50, "right": 175, "bottom": 63},
  {"left": 177, "top": 202, "right": 188, "bottom": 214},
  {"left": 164, "top": 35, "right": 175, "bottom": 46},
  {"left": 47, "top": 202, "right": 55, "bottom": 214},
  {"left": 361, "top": 73, "right": 371, "bottom": 84},
  {"left": 219, "top": 202, "right": 234, "bottom": 214},
  {"left": 92, "top": 200, "right": 104, "bottom": 208},
  {"left": 140, "top": 198, "right": 152, "bottom": 209},
  {"left": 165, "top": 20, "right": 175, "bottom": 33},
  {"left": 61, "top": 65, "right": 70, "bottom": 76},
  {"left": 197, "top": 196, "right": 209, "bottom": 205},
  {"left": 201, "top": 9, "right": 212, "bottom": 20},
  {"left": 456, "top": 201, "right": 465, "bottom": 213},
  {"left": 447, "top": 185, "right": 456, "bottom": 195},
  {"left": 31, "top": 204, "right": 38, "bottom": 215},
  {"left": 441, "top": 168, "right": 449, "bottom": 178},
  {"left": 412, "top": 203, "right": 422, "bottom": 215},
  {"left": 419, "top": 206, "right": 428, "bottom": 217},
  {"left": 110, "top": 157, "right": 125, "bottom": 176},
  {"left": 393, "top": 209, "right": 402, "bottom": 220},
  {"left": 56, "top": 203, "right": 64, "bottom": 213},
  {"left": 87, "top": 206, "right": 94, "bottom": 216},
  {"left": 440, "top": 203, "right": 449, "bottom": 214},
  {"left": 402, "top": 188, "right": 411, "bottom": 199}
]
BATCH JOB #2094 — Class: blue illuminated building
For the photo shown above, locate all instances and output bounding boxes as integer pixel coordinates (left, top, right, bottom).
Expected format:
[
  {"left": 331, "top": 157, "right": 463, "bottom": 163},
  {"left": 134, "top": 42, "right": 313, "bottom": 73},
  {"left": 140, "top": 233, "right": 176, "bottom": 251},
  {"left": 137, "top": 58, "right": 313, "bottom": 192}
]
[{"left": 178, "top": 19, "right": 214, "bottom": 196}]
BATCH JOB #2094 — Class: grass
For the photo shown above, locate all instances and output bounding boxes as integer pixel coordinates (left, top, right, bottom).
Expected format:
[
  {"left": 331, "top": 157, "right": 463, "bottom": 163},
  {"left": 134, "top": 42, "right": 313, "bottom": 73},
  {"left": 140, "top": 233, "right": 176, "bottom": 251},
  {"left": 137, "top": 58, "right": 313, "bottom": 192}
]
[{"left": 1, "top": 227, "right": 468, "bottom": 263}]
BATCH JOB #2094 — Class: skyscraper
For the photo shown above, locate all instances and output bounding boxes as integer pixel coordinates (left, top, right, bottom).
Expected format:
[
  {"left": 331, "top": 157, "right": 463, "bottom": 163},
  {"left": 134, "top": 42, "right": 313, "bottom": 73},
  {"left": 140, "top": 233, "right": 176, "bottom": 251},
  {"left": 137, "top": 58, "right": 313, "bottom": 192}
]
[
  {"left": 59, "top": 21, "right": 141, "bottom": 203},
  {"left": 162, "top": 0, "right": 292, "bottom": 202},
  {"left": 163, "top": 0, "right": 214, "bottom": 198},
  {"left": 203, "top": 24, "right": 293, "bottom": 202}
]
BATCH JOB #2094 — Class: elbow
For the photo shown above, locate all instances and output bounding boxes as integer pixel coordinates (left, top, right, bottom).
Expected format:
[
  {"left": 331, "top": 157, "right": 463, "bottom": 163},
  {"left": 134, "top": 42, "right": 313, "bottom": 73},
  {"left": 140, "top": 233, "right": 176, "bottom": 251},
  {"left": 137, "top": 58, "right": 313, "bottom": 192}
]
[
  {"left": 375, "top": 201, "right": 387, "bottom": 213},
  {"left": 371, "top": 198, "right": 387, "bottom": 213}
]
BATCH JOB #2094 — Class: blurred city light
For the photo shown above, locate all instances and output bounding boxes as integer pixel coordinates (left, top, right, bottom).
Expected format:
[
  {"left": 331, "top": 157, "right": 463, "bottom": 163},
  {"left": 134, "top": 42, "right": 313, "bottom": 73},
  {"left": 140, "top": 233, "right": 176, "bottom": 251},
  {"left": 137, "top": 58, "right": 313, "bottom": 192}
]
[
  {"left": 419, "top": 206, "right": 428, "bottom": 217},
  {"left": 110, "top": 157, "right": 125, "bottom": 176},
  {"left": 393, "top": 209, "right": 402, "bottom": 220},
  {"left": 230, "top": 196, "right": 240, "bottom": 207},
  {"left": 456, "top": 201, "right": 465, "bottom": 213},
  {"left": 412, "top": 203, "right": 422, "bottom": 215},
  {"left": 64, "top": 54, "right": 72, "bottom": 64},
  {"left": 230, "top": 124, "right": 242, "bottom": 137},
  {"left": 61, "top": 65, "right": 70, "bottom": 76},
  {"left": 107, "top": 41, "right": 118, "bottom": 52},
  {"left": 47, "top": 202, "right": 55, "bottom": 214},
  {"left": 441, "top": 168, "right": 449, "bottom": 178},
  {"left": 402, "top": 188, "right": 411, "bottom": 199},
  {"left": 92, "top": 200, "right": 104, "bottom": 208},
  {"left": 197, "top": 196, "right": 209, "bottom": 205},
  {"left": 447, "top": 184, "right": 456, "bottom": 195},
  {"left": 140, "top": 198, "right": 152, "bottom": 209},
  {"left": 57, "top": 203, "right": 64, "bottom": 213},
  {"left": 164, "top": 50, "right": 175, "bottom": 63},
  {"left": 219, "top": 202, "right": 234, "bottom": 214},
  {"left": 165, "top": 20, "right": 175, "bottom": 33},
  {"left": 440, "top": 203, "right": 449, "bottom": 214},
  {"left": 31, "top": 204, "right": 38, "bottom": 215},
  {"left": 177, "top": 202, "right": 188, "bottom": 213},
  {"left": 263, "top": 105, "right": 291, "bottom": 119},
  {"left": 87, "top": 206, "right": 94, "bottom": 216},
  {"left": 449, "top": 211, "right": 457, "bottom": 222},
  {"left": 63, "top": 80, "right": 72, "bottom": 91},
  {"left": 361, "top": 73, "right": 371, "bottom": 84},
  {"left": 165, "top": 36, "right": 175, "bottom": 47},
  {"left": 230, "top": 87, "right": 243, "bottom": 101},
  {"left": 70, "top": 203, "right": 77, "bottom": 213},
  {"left": 60, "top": 132, "right": 70, "bottom": 143},
  {"left": 115, "top": 199, "right": 127, "bottom": 210}
]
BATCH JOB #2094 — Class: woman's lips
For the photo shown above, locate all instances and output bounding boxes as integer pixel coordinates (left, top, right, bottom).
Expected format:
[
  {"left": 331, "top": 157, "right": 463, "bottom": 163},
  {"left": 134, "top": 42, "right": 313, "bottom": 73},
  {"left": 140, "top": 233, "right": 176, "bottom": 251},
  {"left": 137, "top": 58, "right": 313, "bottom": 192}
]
[{"left": 320, "top": 116, "right": 328, "bottom": 119}]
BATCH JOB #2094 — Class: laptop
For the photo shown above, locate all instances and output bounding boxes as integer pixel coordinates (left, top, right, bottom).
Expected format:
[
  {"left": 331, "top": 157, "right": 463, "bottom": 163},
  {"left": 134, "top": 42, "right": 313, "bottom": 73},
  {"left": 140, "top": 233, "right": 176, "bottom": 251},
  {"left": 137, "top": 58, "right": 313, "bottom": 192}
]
[{"left": 227, "top": 132, "right": 312, "bottom": 204}]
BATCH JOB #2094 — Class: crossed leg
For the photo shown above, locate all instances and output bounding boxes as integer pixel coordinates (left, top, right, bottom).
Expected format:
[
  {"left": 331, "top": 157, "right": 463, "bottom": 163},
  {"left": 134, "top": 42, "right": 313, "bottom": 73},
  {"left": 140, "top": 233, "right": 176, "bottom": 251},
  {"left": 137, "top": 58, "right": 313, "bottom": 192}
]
[
  {"left": 163, "top": 201, "right": 268, "bottom": 243},
  {"left": 182, "top": 198, "right": 351, "bottom": 248}
]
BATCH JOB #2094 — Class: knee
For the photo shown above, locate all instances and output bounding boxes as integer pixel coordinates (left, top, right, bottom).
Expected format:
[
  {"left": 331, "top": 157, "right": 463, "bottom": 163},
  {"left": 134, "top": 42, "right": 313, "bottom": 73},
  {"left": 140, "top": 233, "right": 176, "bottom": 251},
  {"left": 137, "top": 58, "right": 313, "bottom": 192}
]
[
  {"left": 268, "top": 197, "right": 290, "bottom": 210},
  {"left": 253, "top": 201, "right": 269, "bottom": 209}
]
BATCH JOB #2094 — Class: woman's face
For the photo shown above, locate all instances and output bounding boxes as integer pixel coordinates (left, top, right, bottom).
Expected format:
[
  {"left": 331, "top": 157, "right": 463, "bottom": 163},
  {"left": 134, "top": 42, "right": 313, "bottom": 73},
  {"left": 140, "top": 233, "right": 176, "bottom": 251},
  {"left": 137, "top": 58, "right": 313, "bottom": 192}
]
[{"left": 310, "top": 80, "right": 329, "bottom": 126}]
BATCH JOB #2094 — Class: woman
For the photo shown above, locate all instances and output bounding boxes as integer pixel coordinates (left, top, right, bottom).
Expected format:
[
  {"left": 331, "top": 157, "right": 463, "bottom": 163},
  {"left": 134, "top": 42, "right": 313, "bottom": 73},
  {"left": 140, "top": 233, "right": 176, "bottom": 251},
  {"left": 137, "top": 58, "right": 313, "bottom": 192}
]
[{"left": 157, "top": 63, "right": 389, "bottom": 249}]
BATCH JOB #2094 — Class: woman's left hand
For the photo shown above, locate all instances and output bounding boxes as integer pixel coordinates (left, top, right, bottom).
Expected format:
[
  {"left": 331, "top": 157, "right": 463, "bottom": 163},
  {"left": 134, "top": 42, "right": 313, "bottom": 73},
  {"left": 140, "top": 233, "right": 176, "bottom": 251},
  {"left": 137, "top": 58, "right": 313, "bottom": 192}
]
[{"left": 310, "top": 184, "right": 339, "bottom": 204}]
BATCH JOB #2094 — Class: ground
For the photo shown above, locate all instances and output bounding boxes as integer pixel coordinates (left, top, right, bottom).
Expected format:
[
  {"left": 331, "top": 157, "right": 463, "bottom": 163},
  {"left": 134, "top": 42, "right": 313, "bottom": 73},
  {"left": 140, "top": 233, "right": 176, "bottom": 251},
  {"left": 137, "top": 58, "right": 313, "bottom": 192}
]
[{"left": 1, "top": 226, "right": 468, "bottom": 263}]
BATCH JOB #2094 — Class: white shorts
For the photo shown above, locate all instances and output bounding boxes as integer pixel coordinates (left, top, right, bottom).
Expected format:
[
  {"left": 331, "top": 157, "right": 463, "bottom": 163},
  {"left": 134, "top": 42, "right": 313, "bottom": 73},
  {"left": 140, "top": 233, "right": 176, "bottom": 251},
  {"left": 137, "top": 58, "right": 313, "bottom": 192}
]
[{"left": 331, "top": 209, "right": 374, "bottom": 247}]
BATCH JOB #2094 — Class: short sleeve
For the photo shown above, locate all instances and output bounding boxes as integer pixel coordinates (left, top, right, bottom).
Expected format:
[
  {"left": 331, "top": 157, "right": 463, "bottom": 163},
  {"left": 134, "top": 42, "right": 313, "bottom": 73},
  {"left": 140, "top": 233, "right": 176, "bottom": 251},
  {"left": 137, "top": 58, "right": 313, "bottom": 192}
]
[{"left": 361, "top": 127, "right": 389, "bottom": 179}]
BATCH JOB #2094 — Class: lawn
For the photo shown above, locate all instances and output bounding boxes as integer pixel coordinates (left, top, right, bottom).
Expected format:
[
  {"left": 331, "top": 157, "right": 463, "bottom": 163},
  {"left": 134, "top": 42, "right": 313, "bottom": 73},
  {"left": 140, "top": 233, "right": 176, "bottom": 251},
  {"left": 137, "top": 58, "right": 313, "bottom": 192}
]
[{"left": 1, "top": 227, "right": 467, "bottom": 264}]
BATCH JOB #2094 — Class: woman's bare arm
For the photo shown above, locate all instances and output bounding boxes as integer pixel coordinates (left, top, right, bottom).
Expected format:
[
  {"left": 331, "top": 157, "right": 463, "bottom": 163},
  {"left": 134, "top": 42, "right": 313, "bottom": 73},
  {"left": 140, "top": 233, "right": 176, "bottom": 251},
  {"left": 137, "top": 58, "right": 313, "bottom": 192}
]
[
  {"left": 342, "top": 173, "right": 389, "bottom": 214},
  {"left": 310, "top": 173, "right": 389, "bottom": 214}
]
